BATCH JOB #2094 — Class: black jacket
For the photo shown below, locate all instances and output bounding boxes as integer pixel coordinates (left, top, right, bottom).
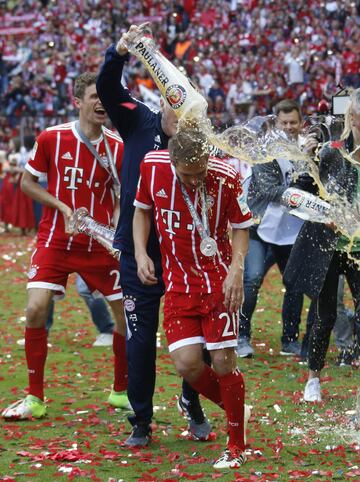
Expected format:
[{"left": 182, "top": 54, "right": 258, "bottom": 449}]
[{"left": 283, "top": 135, "right": 359, "bottom": 298}]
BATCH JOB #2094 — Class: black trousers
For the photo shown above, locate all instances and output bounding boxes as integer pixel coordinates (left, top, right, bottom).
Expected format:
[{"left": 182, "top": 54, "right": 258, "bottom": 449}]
[{"left": 308, "top": 251, "right": 360, "bottom": 372}]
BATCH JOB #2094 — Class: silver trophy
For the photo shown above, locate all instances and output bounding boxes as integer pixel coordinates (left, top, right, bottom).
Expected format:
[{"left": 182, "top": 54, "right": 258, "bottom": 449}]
[{"left": 69, "top": 207, "right": 120, "bottom": 259}]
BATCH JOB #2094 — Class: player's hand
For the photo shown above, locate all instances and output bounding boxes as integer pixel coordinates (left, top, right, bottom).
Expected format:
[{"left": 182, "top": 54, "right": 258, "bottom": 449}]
[
  {"left": 59, "top": 204, "right": 74, "bottom": 234},
  {"left": 136, "top": 253, "right": 158, "bottom": 285},
  {"left": 302, "top": 132, "right": 319, "bottom": 155},
  {"left": 116, "top": 23, "right": 151, "bottom": 56},
  {"left": 222, "top": 269, "right": 244, "bottom": 314}
]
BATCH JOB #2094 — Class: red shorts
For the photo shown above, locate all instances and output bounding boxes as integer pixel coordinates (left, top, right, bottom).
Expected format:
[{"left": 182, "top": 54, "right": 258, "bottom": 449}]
[
  {"left": 163, "top": 292, "right": 238, "bottom": 352},
  {"left": 27, "top": 247, "right": 122, "bottom": 301}
]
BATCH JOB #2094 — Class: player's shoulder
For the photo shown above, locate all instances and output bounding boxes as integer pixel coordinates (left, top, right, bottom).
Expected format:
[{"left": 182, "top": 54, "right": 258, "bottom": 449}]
[
  {"left": 103, "top": 126, "right": 123, "bottom": 144},
  {"left": 35, "top": 122, "right": 73, "bottom": 144},
  {"left": 45, "top": 121, "right": 74, "bottom": 134},
  {"left": 143, "top": 149, "right": 171, "bottom": 164},
  {"left": 208, "top": 156, "right": 238, "bottom": 179}
]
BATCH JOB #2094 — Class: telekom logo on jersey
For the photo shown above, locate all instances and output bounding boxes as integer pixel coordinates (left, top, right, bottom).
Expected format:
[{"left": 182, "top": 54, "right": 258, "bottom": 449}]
[
  {"left": 64, "top": 166, "right": 84, "bottom": 190},
  {"left": 160, "top": 208, "right": 193, "bottom": 235}
]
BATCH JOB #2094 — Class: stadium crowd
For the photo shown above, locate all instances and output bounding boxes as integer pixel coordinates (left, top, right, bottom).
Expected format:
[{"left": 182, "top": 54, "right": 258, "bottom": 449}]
[{"left": 0, "top": 0, "right": 359, "bottom": 149}]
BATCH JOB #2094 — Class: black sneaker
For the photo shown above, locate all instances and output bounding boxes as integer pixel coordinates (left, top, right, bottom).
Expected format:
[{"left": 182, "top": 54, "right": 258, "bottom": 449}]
[
  {"left": 280, "top": 341, "right": 301, "bottom": 356},
  {"left": 124, "top": 423, "right": 152, "bottom": 447},
  {"left": 177, "top": 395, "right": 212, "bottom": 441}
]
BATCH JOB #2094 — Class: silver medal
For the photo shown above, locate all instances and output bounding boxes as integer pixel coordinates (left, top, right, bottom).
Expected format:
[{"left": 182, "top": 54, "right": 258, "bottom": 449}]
[{"left": 200, "top": 236, "right": 218, "bottom": 257}]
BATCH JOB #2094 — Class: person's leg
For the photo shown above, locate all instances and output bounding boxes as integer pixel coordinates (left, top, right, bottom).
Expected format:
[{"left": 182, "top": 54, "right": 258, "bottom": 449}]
[
  {"left": 2, "top": 288, "right": 53, "bottom": 420},
  {"left": 304, "top": 254, "right": 340, "bottom": 402},
  {"left": 343, "top": 253, "right": 360, "bottom": 362},
  {"left": 45, "top": 299, "right": 54, "bottom": 332},
  {"left": 76, "top": 275, "right": 114, "bottom": 335},
  {"left": 179, "top": 348, "right": 213, "bottom": 439},
  {"left": 301, "top": 299, "right": 315, "bottom": 359},
  {"left": 273, "top": 244, "right": 304, "bottom": 353},
  {"left": 333, "top": 275, "right": 355, "bottom": 351},
  {"left": 238, "top": 235, "right": 274, "bottom": 356},
  {"left": 25, "top": 288, "right": 54, "bottom": 400},
  {"left": 120, "top": 253, "right": 163, "bottom": 444},
  {"left": 107, "top": 297, "right": 130, "bottom": 409},
  {"left": 211, "top": 348, "right": 246, "bottom": 451}
]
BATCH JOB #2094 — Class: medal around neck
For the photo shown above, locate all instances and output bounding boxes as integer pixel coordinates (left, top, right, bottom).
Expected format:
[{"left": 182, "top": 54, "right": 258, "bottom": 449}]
[{"left": 200, "top": 236, "right": 218, "bottom": 257}]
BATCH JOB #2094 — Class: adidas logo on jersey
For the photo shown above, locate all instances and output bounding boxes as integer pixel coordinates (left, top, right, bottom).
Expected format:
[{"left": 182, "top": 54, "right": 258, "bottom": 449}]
[
  {"left": 154, "top": 135, "right": 161, "bottom": 143},
  {"left": 156, "top": 188, "right": 168, "bottom": 198},
  {"left": 61, "top": 151, "right": 73, "bottom": 160}
]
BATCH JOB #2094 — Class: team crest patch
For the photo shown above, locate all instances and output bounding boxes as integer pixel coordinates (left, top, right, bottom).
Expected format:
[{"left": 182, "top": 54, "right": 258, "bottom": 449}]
[
  {"left": 124, "top": 298, "right": 136, "bottom": 312},
  {"left": 165, "top": 84, "right": 187, "bottom": 110},
  {"left": 28, "top": 265, "right": 38, "bottom": 279},
  {"left": 237, "top": 194, "right": 250, "bottom": 215},
  {"left": 99, "top": 155, "right": 109, "bottom": 168}
]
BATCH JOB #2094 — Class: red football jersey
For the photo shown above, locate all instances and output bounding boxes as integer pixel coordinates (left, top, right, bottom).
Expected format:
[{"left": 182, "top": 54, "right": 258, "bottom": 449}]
[
  {"left": 134, "top": 150, "right": 253, "bottom": 293},
  {"left": 26, "top": 121, "right": 123, "bottom": 251}
]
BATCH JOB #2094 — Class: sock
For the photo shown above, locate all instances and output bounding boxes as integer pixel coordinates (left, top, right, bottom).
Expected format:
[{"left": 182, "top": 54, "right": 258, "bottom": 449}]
[
  {"left": 190, "top": 364, "right": 223, "bottom": 408},
  {"left": 218, "top": 368, "right": 245, "bottom": 451},
  {"left": 25, "top": 326, "right": 48, "bottom": 401},
  {"left": 113, "top": 331, "right": 128, "bottom": 392}
]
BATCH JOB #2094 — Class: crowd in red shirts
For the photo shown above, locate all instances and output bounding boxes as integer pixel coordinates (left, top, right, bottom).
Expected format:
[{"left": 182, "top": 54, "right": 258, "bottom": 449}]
[{"left": 0, "top": 0, "right": 359, "bottom": 146}]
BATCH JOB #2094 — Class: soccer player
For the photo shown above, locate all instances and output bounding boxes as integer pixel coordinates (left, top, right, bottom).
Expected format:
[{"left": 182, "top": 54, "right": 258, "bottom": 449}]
[
  {"left": 2, "top": 73, "right": 129, "bottom": 420},
  {"left": 97, "top": 25, "right": 211, "bottom": 446},
  {"left": 133, "top": 125, "right": 253, "bottom": 468}
]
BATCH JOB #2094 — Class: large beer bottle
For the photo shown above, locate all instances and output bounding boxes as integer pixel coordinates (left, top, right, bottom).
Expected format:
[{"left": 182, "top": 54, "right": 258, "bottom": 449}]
[{"left": 125, "top": 27, "right": 208, "bottom": 120}]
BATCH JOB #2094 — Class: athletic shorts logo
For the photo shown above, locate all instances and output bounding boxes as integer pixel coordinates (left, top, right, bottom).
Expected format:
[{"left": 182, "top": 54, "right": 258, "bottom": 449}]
[
  {"left": 28, "top": 265, "right": 38, "bottom": 279},
  {"left": 165, "top": 84, "right": 187, "bottom": 109},
  {"left": 124, "top": 298, "right": 136, "bottom": 312}
]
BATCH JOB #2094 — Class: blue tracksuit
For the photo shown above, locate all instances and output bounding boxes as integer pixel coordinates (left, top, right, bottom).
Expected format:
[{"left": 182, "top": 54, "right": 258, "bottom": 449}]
[{"left": 96, "top": 44, "right": 168, "bottom": 425}]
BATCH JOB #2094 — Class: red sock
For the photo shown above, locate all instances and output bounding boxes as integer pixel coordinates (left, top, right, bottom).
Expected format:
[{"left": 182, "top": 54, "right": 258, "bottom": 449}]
[
  {"left": 25, "top": 327, "right": 48, "bottom": 401},
  {"left": 218, "top": 368, "right": 245, "bottom": 451},
  {"left": 113, "top": 331, "right": 128, "bottom": 392},
  {"left": 190, "top": 364, "right": 223, "bottom": 408}
]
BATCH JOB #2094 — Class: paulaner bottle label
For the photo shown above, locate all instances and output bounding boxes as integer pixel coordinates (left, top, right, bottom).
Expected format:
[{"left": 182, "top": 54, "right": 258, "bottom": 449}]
[{"left": 129, "top": 37, "right": 207, "bottom": 120}]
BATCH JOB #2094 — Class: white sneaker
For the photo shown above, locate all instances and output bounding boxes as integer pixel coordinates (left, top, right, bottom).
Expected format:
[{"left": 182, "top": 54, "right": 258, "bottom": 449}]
[
  {"left": 304, "top": 378, "right": 322, "bottom": 402},
  {"left": 93, "top": 333, "right": 113, "bottom": 347},
  {"left": 213, "top": 447, "right": 247, "bottom": 469},
  {"left": 2, "top": 395, "right": 47, "bottom": 420}
]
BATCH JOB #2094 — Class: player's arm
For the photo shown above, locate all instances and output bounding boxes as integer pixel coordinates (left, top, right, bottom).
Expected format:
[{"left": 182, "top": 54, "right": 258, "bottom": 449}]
[
  {"left": 112, "top": 197, "right": 120, "bottom": 227},
  {"left": 133, "top": 207, "right": 158, "bottom": 285},
  {"left": 97, "top": 40, "right": 144, "bottom": 140},
  {"left": 21, "top": 171, "right": 73, "bottom": 233},
  {"left": 223, "top": 228, "right": 249, "bottom": 313}
]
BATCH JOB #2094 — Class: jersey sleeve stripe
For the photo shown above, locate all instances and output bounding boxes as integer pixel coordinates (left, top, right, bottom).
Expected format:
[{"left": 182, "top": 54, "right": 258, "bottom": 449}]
[
  {"left": 231, "top": 219, "right": 254, "bottom": 229},
  {"left": 25, "top": 163, "right": 46, "bottom": 177},
  {"left": 134, "top": 200, "right": 153, "bottom": 210}
]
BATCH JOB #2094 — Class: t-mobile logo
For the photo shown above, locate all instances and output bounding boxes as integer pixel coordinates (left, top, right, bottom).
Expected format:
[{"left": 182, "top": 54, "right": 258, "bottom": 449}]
[
  {"left": 161, "top": 208, "right": 181, "bottom": 235},
  {"left": 64, "top": 166, "right": 84, "bottom": 190}
]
